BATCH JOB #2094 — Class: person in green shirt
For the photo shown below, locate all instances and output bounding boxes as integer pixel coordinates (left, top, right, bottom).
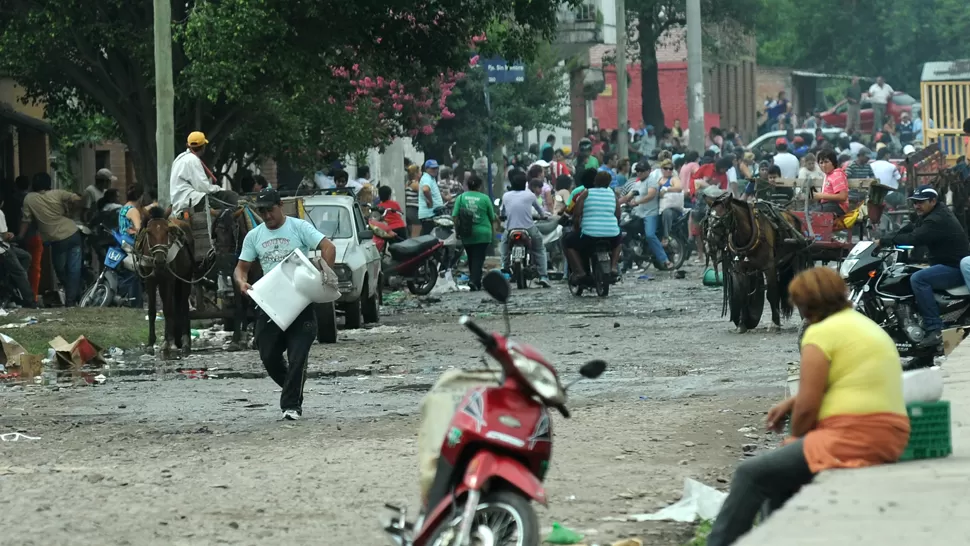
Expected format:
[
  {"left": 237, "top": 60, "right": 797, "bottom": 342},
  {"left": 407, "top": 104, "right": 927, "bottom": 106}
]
[{"left": 452, "top": 174, "right": 497, "bottom": 291}]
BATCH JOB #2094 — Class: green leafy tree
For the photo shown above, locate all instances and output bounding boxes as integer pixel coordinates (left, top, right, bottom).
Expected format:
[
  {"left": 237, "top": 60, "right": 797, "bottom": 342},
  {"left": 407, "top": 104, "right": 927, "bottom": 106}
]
[
  {"left": 622, "top": 0, "right": 759, "bottom": 130},
  {"left": 756, "top": 0, "right": 970, "bottom": 96},
  {"left": 414, "top": 44, "right": 569, "bottom": 165},
  {"left": 0, "top": 0, "right": 567, "bottom": 187}
]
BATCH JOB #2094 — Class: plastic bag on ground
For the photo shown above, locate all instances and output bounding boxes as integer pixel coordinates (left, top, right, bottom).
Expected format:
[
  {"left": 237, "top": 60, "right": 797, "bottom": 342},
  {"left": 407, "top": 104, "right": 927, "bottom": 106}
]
[{"left": 626, "top": 478, "right": 726, "bottom": 523}]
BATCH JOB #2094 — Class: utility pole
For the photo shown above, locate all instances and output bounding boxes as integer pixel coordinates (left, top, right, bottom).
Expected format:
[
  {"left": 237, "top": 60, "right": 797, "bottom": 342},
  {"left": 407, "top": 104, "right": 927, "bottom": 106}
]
[
  {"left": 153, "top": 0, "right": 175, "bottom": 207},
  {"left": 615, "top": 0, "right": 628, "bottom": 159},
  {"left": 686, "top": 0, "right": 705, "bottom": 153}
]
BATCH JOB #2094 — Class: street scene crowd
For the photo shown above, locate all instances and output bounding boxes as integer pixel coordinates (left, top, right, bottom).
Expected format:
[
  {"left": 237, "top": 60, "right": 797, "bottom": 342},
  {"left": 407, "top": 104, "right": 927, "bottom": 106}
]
[{"left": 3, "top": 1, "right": 970, "bottom": 545}]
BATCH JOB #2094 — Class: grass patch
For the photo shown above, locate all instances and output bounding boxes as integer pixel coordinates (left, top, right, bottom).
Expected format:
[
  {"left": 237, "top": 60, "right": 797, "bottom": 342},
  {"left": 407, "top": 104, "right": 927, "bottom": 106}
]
[
  {"left": 685, "top": 519, "right": 713, "bottom": 546},
  {"left": 0, "top": 308, "right": 151, "bottom": 355}
]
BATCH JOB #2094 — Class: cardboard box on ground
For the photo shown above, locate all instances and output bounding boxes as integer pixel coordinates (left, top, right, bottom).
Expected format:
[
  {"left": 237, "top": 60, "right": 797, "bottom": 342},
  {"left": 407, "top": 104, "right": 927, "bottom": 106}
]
[
  {"left": 49, "top": 336, "right": 106, "bottom": 382},
  {"left": 0, "top": 333, "right": 42, "bottom": 379}
]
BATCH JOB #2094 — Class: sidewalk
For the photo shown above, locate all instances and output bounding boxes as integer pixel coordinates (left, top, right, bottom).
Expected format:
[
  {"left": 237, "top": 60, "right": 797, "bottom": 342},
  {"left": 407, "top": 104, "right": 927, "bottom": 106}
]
[{"left": 738, "top": 342, "right": 970, "bottom": 545}]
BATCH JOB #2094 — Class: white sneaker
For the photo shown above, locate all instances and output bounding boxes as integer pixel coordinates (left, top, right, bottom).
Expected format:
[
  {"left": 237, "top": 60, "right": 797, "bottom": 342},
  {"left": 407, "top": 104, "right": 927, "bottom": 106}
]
[{"left": 282, "top": 410, "right": 300, "bottom": 421}]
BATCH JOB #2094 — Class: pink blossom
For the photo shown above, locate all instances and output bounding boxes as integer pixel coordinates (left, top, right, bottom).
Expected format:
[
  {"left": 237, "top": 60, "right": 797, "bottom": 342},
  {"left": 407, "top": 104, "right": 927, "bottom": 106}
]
[
  {"left": 352, "top": 64, "right": 360, "bottom": 73},
  {"left": 345, "top": 105, "right": 354, "bottom": 112},
  {"left": 393, "top": 103, "right": 404, "bottom": 112},
  {"left": 328, "top": 96, "right": 336, "bottom": 104},
  {"left": 441, "top": 108, "right": 455, "bottom": 119},
  {"left": 469, "top": 55, "right": 479, "bottom": 67},
  {"left": 377, "top": 76, "right": 384, "bottom": 87},
  {"left": 350, "top": 80, "right": 357, "bottom": 86},
  {"left": 421, "top": 125, "right": 434, "bottom": 135},
  {"left": 363, "top": 77, "right": 373, "bottom": 87}
]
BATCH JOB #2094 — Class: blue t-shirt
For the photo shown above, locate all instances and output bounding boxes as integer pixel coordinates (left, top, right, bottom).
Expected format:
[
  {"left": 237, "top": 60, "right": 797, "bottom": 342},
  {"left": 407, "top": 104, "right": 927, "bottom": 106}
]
[
  {"left": 418, "top": 173, "right": 444, "bottom": 220},
  {"left": 239, "top": 217, "right": 325, "bottom": 272}
]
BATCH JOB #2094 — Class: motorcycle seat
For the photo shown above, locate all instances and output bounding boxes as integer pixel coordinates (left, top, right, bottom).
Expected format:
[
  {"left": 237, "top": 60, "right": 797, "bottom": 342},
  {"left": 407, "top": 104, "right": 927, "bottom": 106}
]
[
  {"left": 389, "top": 235, "right": 439, "bottom": 260},
  {"left": 945, "top": 285, "right": 970, "bottom": 297},
  {"left": 535, "top": 219, "right": 559, "bottom": 236}
]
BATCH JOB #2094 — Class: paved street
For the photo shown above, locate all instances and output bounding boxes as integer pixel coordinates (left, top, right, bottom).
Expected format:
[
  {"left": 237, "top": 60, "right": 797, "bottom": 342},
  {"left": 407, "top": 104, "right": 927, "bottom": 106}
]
[{"left": 0, "top": 267, "right": 798, "bottom": 545}]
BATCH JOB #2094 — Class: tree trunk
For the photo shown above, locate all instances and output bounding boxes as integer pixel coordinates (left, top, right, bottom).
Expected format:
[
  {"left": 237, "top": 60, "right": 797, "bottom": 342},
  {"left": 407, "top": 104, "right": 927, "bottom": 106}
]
[{"left": 638, "top": 21, "right": 666, "bottom": 131}]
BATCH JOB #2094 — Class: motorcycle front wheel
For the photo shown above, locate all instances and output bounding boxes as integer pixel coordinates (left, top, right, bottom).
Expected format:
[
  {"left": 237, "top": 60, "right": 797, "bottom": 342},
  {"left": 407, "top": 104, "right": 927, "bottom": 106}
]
[
  {"left": 429, "top": 490, "right": 539, "bottom": 546},
  {"left": 79, "top": 280, "right": 112, "bottom": 308}
]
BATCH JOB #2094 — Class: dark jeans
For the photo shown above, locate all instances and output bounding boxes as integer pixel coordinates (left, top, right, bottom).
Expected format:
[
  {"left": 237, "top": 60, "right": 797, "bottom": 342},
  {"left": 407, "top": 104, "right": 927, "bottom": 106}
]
[
  {"left": 464, "top": 243, "right": 489, "bottom": 289},
  {"left": 49, "top": 231, "right": 82, "bottom": 306},
  {"left": 420, "top": 218, "right": 436, "bottom": 236},
  {"left": 2, "top": 246, "right": 34, "bottom": 305},
  {"left": 911, "top": 264, "right": 964, "bottom": 332},
  {"left": 254, "top": 305, "right": 317, "bottom": 412},
  {"left": 707, "top": 439, "right": 813, "bottom": 546}
]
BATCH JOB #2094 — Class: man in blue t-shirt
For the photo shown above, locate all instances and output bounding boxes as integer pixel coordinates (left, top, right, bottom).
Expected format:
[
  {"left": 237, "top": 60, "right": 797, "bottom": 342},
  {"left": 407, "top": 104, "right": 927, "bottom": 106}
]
[
  {"left": 234, "top": 188, "right": 336, "bottom": 421},
  {"left": 418, "top": 159, "right": 444, "bottom": 235}
]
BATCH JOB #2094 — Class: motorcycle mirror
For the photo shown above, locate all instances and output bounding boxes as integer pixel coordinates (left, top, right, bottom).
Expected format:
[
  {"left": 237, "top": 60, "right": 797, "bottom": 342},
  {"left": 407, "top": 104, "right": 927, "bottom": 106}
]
[
  {"left": 482, "top": 270, "right": 510, "bottom": 303},
  {"left": 579, "top": 360, "right": 607, "bottom": 379}
]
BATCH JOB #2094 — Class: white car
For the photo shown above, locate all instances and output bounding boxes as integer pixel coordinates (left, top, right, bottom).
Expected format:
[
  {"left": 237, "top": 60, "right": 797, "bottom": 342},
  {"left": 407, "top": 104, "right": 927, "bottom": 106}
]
[
  {"left": 745, "top": 128, "right": 844, "bottom": 156},
  {"left": 302, "top": 194, "right": 382, "bottom": 342}
]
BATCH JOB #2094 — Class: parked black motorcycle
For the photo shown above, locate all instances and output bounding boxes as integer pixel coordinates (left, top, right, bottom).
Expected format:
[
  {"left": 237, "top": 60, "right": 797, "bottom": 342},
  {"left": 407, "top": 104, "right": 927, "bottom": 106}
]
[{"left": 840, "top": 240, "right": 970, "bottom": 368}]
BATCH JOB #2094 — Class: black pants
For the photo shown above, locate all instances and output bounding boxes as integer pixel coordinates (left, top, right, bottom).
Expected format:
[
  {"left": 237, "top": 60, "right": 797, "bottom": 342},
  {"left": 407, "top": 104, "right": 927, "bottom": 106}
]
[
  {"left": 707, "top": 438, "right": 814, "bottom": 546},
  {"left": 464, "top": 243, "right": 489, "bottom": 289},
  {"left": 254, "top": 305, "right": 317, "bottom": 412},
  {"left": 2, "top": 247, "right": 34, "bottom": 305},
  {"left": 420, "top": 219, "right": 436, "bottom": 236}
]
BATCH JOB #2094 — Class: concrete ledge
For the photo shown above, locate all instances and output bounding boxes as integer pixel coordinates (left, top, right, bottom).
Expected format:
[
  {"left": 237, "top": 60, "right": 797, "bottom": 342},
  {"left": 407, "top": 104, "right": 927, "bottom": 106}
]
[{"left": 738, "top": 342, "right": 970, "bottom": 545}]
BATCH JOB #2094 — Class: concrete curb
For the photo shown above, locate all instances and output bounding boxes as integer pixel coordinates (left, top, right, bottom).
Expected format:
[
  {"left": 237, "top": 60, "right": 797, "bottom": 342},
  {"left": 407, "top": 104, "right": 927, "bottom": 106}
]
[{"left": 737, "top": 343, "right": 970, "bottom": 545}]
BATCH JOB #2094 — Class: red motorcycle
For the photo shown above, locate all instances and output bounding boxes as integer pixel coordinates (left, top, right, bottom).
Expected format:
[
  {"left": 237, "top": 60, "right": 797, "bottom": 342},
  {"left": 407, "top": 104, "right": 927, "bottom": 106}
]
[
  {"left": 384, "top": 270, "right": 607, "bottom": 546},
  {"left": 370, "top": 212, "right": 445, "bottom": 295}
]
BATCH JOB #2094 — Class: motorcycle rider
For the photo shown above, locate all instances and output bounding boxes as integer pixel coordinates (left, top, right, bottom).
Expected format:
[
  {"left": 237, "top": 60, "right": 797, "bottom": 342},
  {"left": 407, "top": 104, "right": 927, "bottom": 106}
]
[
  {"left": 500, "top": 171, "right": 551, "bottom": 288},
  {"left": 565, "top": 171, "right": 621, "bottom": 281},
  {"left": 878, "top": 185, "right": 970, "bottom": 348}
]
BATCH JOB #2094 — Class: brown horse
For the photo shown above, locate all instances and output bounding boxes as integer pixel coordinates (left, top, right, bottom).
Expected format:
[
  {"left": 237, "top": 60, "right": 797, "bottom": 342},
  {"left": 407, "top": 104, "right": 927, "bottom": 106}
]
[
  {"left": 209, "top": 207, "right": 262, "bottom": 350},
  {"left": 706, "top": 194, "right": 808, "bottom": 333},
  {"left": 138, "top": 207, "right": 196, "bottom": 359}
]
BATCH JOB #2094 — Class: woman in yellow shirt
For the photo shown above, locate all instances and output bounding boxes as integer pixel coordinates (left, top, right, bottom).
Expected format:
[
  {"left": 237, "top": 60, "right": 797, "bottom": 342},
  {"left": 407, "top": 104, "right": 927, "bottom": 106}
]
[{"left": 707, "top": 267, "right": 910, "bottom": 546}]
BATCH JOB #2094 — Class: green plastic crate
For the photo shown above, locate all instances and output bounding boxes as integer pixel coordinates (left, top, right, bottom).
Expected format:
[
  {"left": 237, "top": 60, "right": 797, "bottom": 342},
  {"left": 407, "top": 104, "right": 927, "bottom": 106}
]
[{"left": 900, "top": 400, "right": 952, "bottom": 462}]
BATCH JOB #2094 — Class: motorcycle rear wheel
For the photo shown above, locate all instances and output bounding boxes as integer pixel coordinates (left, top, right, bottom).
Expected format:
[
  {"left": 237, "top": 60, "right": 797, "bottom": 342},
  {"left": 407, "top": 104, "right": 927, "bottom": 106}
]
[
  {"left": 429, "top": 490, "right": 539, "bottom": 546},
  {"left": 407, "top": 259, "right": 439, "bottom": 295},
  {"left": 512, "top": 261, "right": 527, "bottom": 290}
]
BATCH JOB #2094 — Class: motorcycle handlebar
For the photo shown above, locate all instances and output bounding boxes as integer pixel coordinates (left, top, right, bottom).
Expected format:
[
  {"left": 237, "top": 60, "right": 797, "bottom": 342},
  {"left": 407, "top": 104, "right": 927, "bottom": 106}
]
[{"left": 460, "top": 316, "right": 495, "bottom": 347}]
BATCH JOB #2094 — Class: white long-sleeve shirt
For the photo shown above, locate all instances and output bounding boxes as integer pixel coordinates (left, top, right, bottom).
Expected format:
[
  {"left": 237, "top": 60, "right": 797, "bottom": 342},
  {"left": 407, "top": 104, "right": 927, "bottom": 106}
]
[{"left": 170, "top": 149, "right": 221, "bottom": 213}]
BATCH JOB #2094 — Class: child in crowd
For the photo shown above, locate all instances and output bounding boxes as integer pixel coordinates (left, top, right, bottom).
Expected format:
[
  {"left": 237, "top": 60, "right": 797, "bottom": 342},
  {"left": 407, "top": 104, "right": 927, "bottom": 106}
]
[{"left": 378, "top": 185, "right": 408, "bottom": 240}]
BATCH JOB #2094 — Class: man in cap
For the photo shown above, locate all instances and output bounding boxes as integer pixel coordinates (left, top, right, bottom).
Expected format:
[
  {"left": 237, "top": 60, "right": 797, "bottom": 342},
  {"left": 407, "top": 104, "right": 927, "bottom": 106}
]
[
  {"left": 82, "top": 168, "right": 116, "bottom": 223},
  {"left": 234, "top": 187, "right": 336, "bottom": 420},
  {"left": 170, "top": 131, "right": 239, "bottom": 216},
  {"left": 845, "top": 147, "right": 875, "bottom": 179},
  {"left": 879, "top": 186, "right": 970, "bottom": 348},
  {"left": 417, "top": 159, "right": 445, "bottom": 235}
]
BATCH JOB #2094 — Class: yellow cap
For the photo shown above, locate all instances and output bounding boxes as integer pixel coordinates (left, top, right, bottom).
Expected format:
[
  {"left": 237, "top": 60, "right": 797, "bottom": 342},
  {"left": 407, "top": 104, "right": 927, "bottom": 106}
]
[
  {"left": 187, "top": 131, "right": 209, "bottom": 147},
  {"left": 562, "top": 146, "right": 571, "bottom": 155}
]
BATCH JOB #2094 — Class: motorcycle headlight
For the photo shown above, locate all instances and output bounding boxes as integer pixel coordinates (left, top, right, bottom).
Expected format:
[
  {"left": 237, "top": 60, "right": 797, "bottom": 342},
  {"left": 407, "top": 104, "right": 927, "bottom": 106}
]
[
  {"left": 510, "top": 349, "right": 565, "bottom": 405},
  {"left": 435, "top": 217, "right": 454, "bottom": 228},
  {"left": 839, "top": 259, "right": 858, "bottom": 279}
]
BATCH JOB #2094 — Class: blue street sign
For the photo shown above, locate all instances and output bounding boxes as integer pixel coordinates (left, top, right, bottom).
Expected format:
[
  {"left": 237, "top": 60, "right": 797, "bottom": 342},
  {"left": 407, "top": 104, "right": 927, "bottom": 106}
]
[{"left": 484, "top": 57, "right": 525, "bottom": 84}]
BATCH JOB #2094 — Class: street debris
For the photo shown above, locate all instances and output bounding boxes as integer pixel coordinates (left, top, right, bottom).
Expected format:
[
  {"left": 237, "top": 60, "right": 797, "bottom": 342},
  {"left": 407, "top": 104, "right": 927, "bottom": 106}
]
[
  {"left": 1, "top": 432, "right": 41, "bottom": 442},
  {"left": 544, "top": 522, "right": 584, "bottom": 544},
  {"left": 624, "top": 479, "right": 726, "bottom": 523}
]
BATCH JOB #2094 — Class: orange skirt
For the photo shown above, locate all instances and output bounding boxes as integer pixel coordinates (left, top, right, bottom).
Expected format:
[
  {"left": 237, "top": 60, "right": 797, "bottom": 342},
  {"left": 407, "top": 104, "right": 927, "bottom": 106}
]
[{"left": 799, "top": 413, "right": 910, "bottom": 473}]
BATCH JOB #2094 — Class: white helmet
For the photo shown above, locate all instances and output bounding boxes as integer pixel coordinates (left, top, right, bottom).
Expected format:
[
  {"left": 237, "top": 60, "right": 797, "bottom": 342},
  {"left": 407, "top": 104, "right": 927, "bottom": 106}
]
[{"left": 903, "top": 144, "right": 916, "bottom": 155}]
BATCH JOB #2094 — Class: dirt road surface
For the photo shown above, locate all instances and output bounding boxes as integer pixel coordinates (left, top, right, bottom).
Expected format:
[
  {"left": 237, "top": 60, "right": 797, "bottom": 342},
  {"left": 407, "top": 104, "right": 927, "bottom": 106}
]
[{"left": 0, "top": 268, "right": 800, "bottom": 545}]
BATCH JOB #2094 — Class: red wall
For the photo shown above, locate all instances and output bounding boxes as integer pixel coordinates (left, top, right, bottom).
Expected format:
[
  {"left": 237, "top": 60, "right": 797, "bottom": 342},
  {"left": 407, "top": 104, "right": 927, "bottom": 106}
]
[{"left": 593, "top": 62, "right": 718, "bottom": 132}]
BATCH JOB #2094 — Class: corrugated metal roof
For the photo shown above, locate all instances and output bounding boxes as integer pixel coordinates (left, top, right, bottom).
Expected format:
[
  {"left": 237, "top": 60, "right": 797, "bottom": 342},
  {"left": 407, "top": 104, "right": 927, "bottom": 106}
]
[
  {"left": 791, "top": 70, "right": 870, "bottom": 80},
  {"left": 921, "top": 60, "right": 970, "bottom": 82}
]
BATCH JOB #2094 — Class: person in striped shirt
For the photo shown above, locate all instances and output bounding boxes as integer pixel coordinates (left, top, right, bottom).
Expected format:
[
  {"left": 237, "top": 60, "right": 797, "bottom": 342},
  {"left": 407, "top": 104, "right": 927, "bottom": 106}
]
[{"left": 565, "top": 171, "right": 621, "bottom": 281}]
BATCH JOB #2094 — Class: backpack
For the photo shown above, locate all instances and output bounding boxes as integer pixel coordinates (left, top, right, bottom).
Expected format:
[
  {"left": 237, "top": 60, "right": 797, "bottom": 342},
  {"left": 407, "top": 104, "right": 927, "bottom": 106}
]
[{"left": 456, "top": 195, "right": 477, "bottom": 239}]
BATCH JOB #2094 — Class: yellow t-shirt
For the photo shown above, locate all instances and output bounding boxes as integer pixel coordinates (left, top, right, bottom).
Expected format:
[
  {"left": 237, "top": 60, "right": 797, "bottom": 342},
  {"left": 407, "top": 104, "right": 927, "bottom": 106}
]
[{"left": 800, "top": 308, "right": 906, "bottom": 421}]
